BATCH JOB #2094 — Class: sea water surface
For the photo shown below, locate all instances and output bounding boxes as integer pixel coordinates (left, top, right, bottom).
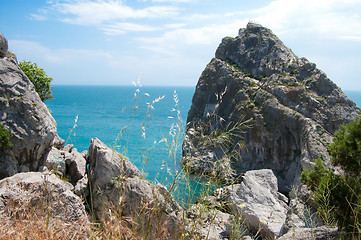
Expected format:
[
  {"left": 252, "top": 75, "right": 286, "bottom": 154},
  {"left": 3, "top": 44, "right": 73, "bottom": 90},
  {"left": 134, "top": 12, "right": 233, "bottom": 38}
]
[
  {"left": 47, "top": 86, "right": 361, "bottom": 201},
  {"left": 47, "top": 86, "right": 194, "bottom": 184}
]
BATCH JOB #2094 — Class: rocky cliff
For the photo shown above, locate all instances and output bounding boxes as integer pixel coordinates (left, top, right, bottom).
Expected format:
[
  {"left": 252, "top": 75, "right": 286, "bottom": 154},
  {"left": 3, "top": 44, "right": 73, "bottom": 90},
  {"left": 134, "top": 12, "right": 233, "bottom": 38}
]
[
  {"left": 0, "top": 37, "right": 57, "bottom": 178},
  {"left": 182, "top": 22, "right": 359, "bottom": 193}
]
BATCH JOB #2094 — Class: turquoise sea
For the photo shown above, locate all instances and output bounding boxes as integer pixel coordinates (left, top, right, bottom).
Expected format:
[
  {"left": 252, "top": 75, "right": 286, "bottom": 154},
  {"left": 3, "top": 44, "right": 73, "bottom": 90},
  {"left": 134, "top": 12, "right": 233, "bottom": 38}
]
[
  {"left": 47, "top": 86, "right": 194, "bottom": 186},
  {"left": 47, "top": 86, "right": 361, "bottom": 198}
]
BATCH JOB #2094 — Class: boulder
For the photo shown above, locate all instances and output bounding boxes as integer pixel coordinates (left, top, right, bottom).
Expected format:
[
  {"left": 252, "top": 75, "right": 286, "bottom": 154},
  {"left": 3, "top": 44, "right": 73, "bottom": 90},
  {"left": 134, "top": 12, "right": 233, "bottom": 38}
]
[
  {"left": 278, "top": 226, "right": 339, "bottom": 240},
  {"left": 87, "top": 138, "right": 183, "bottom": 238},
  {"left": 185, "top": 203, "right": 235, "bottom": 240},
  {"left": 88, "top": 137, "right": 142, "bottom": 192},
  {"left": 0, "top": 34, "right": 57, "bottom": 179},
  {"left": 217, "top": 169, "right": 288, "bottom": 239},
  {"left": 43, "top": 144, "right": 86, "bottom": 186},
  {"left": 182, "top": 22, "right": 360, "bottom": 192},
  {"left": 0, "top": 172, "right": 88, "bottom": 223},
  {"left": 0, "top": 33, "right": 8, "bottom": 57}
]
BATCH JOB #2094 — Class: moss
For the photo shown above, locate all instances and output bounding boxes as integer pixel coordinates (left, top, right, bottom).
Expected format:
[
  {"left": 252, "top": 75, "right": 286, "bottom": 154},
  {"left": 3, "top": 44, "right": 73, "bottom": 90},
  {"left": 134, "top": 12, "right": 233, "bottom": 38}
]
[{"left": 0, "top": 124, "right": 13, "bottom": 149}]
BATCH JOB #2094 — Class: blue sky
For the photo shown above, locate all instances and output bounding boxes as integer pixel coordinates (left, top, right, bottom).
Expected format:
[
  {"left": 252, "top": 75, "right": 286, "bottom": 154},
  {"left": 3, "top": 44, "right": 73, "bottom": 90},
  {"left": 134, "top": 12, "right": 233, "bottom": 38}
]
[{"left": 1, "top": 0, "right": 361, "bottom": 90}]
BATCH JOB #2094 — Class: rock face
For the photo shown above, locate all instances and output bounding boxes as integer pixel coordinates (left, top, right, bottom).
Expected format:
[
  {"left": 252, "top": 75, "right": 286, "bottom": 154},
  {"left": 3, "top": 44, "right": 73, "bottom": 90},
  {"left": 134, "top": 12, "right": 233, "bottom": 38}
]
[
  {"left": 216, "top": 169, "right": 288, "bottom": 239},
  {"left": 87, "top": 137, "right": 183, "bottom": 238},
  {"left": 0, "top": 33, "right": 8, "bottom": 57},
  {"left": 182, "top": 22, "right": 359, "bottom": 192},
  {"left": 0, "top": 172, "right": 88, "bottom": 223},
  {"left": 0, "top": 44, "right": 57, "bottom": 179}
]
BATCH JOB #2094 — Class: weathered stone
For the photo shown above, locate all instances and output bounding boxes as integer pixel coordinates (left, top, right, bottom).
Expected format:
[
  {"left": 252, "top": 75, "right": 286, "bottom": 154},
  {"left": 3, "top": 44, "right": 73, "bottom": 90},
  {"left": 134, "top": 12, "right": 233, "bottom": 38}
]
[
  {"left": 44, "top": 146, "right": 67, "bottom": 175},
  {"left": 182, "top": 22, "right": 360, "bottom": 192},
  {"left": 220, "top": 169, "right": 288, "bottom": 239},
  {"left": 0, "top": 172, "right": 88, "bottom": 223},
  {"left": 0, "top": 33, "right": 8, "bottom": 57},
  {"left": 278, "top": 226, "right": 339, "bottom": 240},
  {"left": 0, "top": 46, "right": 57, "bottom": 179},
  {"left": 87, "top": 138, "right": 183, "bottom": 238},
  {"left": 43, "top": 145, "right": 86, "bottom": 184},
  {"left": 186, "top": 203, "right": 234, "bottom": 240},
  {"left": 74, "top": 174, "right": 88, "bottom": 198},
  {"left": 88, "top": 137, "right": 142, "bottom": 192}
]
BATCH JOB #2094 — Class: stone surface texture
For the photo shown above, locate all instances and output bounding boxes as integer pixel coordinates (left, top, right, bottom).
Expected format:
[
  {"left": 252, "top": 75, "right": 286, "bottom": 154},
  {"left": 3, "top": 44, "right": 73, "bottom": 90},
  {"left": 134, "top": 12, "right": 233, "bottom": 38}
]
[
  {"left": 0, "top": 172, "right": 88, "bottom": 223},
  {"left": 182, "top": 22, "right": 360, "bottom": 192},
  {"left": 0, "top": 49, "right": 57, "bottom": 179}
]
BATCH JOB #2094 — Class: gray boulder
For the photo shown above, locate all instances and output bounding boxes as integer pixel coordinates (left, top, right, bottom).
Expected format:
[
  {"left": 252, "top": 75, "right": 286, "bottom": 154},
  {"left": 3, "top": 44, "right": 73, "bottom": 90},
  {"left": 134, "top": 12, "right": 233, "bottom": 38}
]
[
  {"left": 87, "top": 138, "right": 183, "bottom": 238},
  {"left": 278, "top": 226, "right": 339, "bottom": 240},
  {"left": 0, "top": 46, "right": 57, "bottom": 179},
  {"left": 217, "top": 169, "right": 288, "bottom": 239},
  {"left": 186, "top": 203, "right": 235, "bottom": 240},
  {"left": 88, "top": 137, "right": 141, "bottom": 192},
  {"left": 0, "top": 33, "right": 8, "bottom": 57},
  {"left": 0, "top": 172, "right": 88, "bottom": 223},
  {"left": 44, "top": 144, "right": 86, "bottom": 184}
]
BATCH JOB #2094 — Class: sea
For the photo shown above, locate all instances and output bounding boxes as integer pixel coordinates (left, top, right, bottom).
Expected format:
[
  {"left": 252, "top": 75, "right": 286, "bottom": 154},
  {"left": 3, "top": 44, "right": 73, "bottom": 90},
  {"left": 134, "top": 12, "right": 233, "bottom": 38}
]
[{"left": 47, "top": 86, "right": 361, "bottom": 202}]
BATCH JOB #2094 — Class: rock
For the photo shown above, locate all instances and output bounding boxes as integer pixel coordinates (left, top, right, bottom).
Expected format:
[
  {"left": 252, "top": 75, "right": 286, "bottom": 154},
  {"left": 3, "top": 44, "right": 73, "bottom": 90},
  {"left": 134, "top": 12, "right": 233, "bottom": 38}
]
[
  {"left": 219, "top": 169, "right": 288, "bottom": 239},
  {"left": 74, "top": 174, "right": 88, "bottom": 197},
  {"left": 186, "top": 203, "right": 234, "bottom": 240},
  {"left": 182, "top": 22, "right": 360, "bottom": 192},
  {"left": 0, "top": 33, "right": 8, "bottom": 57},
  {"left": 43, "top": 145, "right": 86, "bottom": 184},
  {"left": 87, "top": 138, "right": 183, "bottom": 238},
  {"left": 0, "top": 44, "right": 57, "bottom": 179},
  {"left": 44, "top": 146, "right": 67, "bottom": 175},
  {"left": 0, "top": 172, "right": 88, "bottom": 223},
  {"left": 278, "top": 226, "right": 339, "bottom": 240},
  {"left": 88, "top": 137, "right": 142, "bottom": 192}
]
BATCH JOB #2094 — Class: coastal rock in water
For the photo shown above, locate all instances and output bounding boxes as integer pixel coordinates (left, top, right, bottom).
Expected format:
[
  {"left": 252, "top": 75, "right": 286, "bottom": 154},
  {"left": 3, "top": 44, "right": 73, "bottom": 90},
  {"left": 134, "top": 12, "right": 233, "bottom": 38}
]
[
  {"left": 0, "top": 172, "right": 88, "bottom": 223},
  {"left": 182, "top": 22, "right": 360, "bottom": 192},
  {"left": 0, "top": 33, "right": 8, "bottom": 57},
  {"left": 0, "top": 36, "right": 57, "bottom": 179},
  {"left": 217, "top": 169, "right": 288, "bottom": 239}
]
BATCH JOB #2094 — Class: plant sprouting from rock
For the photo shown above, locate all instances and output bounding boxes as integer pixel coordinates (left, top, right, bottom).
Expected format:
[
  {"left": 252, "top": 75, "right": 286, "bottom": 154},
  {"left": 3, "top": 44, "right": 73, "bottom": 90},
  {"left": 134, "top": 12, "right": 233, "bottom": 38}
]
[
  {"left": 19, "top": 60, "right": 53, "bottom": 102},
  {"left": 0, "top": 124, "right": 12, "bottom": 149}
]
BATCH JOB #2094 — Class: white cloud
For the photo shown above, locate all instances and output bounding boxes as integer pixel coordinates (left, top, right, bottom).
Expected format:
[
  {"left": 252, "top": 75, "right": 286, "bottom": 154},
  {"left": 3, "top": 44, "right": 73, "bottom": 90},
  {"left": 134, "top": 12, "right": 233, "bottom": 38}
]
[
  {"left": 103, "top": 22, "right": 161, "bottom": 35},
  {"left": 252, "top": 0, "right": 361, "bottom": 41},
  {"left": 51, "top": 0, "right": 179, "bottom": 25},
  {"left": 137, "top": 20, "right": 248, "bottom": 55}
]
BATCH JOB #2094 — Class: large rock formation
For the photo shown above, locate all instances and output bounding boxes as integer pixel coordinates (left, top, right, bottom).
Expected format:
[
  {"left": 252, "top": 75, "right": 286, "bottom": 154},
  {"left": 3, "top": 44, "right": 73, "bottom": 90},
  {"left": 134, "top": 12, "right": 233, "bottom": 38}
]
[
  {"left": 182, "top": 22, "right": 359, "bottom": 192},
  {"left": 0, "top": 41, "right": 57, "bottom": 178}
]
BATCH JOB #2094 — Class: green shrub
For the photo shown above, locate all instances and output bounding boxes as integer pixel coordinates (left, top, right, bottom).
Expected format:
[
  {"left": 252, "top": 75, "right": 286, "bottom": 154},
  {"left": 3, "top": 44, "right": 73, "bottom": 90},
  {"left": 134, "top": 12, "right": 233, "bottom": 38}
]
[
  {"left": 19, "top": 60, "right": 53, "bottom": 102},
  {"left": 301, "top": 117, "right": 361, "bottom": 237},
  {"left": 0, "top": 124, "right": 13, "bottom": 149}
]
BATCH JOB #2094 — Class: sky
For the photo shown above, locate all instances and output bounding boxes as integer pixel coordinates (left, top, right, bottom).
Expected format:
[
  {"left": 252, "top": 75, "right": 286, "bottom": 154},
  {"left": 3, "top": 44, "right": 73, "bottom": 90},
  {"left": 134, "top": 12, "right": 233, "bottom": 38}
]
[{"left": 0, "top": 0, "right": 361, "bottom": 90}]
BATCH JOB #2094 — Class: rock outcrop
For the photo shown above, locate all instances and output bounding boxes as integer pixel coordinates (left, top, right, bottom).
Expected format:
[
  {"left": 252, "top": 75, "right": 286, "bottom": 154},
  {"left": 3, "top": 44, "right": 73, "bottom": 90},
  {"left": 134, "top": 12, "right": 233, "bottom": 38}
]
[
  {"left": 87, "top": 137, "right": 183, "bottom": 238},
  {"left": 0, "top": 33, "right": 8, "bottom": 58},
  {"left": 0, "top": 172, "right": 88, "bottom": 223},
  {"left": 0, "top": 44, "right": 57, "bottom": 178},
  {"left": 221, "top": 169, "right": 288, "bottom": 238},
  {"left": 182, "top": 22, "right": 360, "bottom": 192}
]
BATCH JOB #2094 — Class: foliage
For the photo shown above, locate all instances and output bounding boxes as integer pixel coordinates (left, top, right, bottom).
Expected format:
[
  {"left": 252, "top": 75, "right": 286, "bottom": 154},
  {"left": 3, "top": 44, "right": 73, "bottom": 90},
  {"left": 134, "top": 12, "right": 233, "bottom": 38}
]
[
  {"left": 328, "top": 117, "right": 361, "bottom": 178},
  {"left": 18, "top": 60, "right": 53, "bottom": 102},
  {"left": 0, "top": 124, "right": 12, "bottom": 149},
  {"left": 301, "top": 117, "right": 361, "bottom": 238}
]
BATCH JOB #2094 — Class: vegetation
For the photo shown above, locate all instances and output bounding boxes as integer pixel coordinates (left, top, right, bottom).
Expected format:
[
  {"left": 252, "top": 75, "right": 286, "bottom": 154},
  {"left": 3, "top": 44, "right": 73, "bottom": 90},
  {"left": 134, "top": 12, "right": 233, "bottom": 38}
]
[
  {"left": 301, "top": 117, "right": 361, "bottom": 238},
  {"left": 0, "top": 124, "right": 12, "bottom": 149},
  {"left": 19, "top": 60, "right": 53, "bottom": 102}
]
